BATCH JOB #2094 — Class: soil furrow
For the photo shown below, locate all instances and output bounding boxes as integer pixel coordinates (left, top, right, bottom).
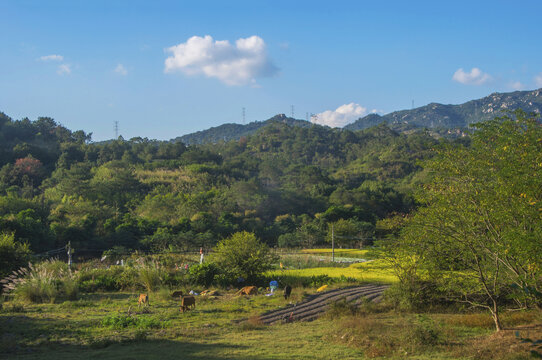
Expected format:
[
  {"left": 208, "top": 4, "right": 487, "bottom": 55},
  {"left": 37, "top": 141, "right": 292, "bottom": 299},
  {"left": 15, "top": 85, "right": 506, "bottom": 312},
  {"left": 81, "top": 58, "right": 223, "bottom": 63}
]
[{"left": 258, "top": 285, "right": 388, "bottom": 325}]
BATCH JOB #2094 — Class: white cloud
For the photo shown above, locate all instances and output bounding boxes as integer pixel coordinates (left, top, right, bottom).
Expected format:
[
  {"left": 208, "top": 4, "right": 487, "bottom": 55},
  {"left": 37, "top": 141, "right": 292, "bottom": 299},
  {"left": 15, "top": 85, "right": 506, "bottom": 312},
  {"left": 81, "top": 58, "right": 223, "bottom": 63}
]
[
  {"left": 57, "top": 64, "right": 71, "bottom": 75},
  {"left": 535, "top": 73, "right": 542, "bottom": 87},
  {"left": 115, "top": 64, "right": 128, "bottom": 76},
  {"left": 452, "top": 67, "right": 491, "bottom": 85},
  {"left": 510, "top": 81, "right": 525, "bottom": 91},
  {"left": 164, "top": 35, "right": 278, "bottom": 86},
  {"left": 312, "top": 103, "right": 367, "bottom": 128},
  {"left": 39, "top": 54, "right": 64, "bottom": 62}
]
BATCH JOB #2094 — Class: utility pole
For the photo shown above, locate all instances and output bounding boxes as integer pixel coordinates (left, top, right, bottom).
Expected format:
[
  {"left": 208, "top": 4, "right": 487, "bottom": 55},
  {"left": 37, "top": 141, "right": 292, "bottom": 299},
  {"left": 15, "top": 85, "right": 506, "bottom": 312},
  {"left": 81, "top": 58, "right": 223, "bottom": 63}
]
[
  {"left": 66, "top": 241, "right": 73, "bottom": 269},
  {"left": 331, "top": 223, "right": 335, "bottom": 263}
]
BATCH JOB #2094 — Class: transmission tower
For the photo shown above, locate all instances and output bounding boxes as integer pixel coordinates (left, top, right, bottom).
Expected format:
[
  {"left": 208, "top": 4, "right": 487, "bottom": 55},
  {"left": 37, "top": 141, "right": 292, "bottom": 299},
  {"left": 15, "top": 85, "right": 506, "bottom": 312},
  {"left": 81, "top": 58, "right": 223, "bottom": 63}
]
[
  {"left": 114, "top": 121, "right": 119, "bottom": 138},
  {"left": 291, "top": 105, "right": 294, "bottom": 118},
  {"left": 242, "top": 107, "right": 246, "bottom": 124},
  {"left": 306, "top": 112, "right": 309, "bottom": 121}
]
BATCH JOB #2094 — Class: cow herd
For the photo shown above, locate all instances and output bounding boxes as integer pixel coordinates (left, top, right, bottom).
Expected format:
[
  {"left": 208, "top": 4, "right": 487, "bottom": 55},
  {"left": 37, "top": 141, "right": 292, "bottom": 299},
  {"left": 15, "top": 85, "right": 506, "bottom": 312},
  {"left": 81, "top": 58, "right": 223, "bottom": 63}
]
[{"left": 137, "top": 284, "right": 293, "bottom": 313}]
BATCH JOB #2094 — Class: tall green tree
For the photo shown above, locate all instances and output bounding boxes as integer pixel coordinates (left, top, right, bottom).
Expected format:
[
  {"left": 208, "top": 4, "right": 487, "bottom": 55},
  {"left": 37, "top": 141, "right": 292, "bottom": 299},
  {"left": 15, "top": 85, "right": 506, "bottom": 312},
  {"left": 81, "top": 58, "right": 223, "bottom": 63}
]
[{"left": 398, "top": 110, "right": 542, "bottom": 331}]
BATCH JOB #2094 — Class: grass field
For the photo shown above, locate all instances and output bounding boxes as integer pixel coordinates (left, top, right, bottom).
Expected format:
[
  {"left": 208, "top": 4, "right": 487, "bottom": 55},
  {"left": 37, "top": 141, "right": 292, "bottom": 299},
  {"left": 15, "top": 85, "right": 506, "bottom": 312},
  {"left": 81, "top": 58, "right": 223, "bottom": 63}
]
[
  {"left": 1, "top": 249, "right": 540, "bottom": 359},
  {"left": 1, "top": 288, "right": 540, "bottom": 360}
]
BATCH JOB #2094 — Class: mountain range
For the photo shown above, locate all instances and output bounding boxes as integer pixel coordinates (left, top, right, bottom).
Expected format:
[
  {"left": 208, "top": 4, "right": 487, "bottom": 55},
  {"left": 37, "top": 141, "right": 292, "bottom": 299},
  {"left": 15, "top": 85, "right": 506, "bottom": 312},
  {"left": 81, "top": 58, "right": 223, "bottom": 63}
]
[{"left": 173, "top": 88, "right": 542, "bottom": 145}]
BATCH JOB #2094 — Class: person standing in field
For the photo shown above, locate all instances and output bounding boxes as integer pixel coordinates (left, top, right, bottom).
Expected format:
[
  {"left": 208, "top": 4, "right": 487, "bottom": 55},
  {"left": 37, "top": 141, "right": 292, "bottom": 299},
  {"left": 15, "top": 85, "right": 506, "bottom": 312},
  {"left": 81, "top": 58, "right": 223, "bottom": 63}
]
[{"left": 200, "top": 247, "right": 204, "bottom": 264}]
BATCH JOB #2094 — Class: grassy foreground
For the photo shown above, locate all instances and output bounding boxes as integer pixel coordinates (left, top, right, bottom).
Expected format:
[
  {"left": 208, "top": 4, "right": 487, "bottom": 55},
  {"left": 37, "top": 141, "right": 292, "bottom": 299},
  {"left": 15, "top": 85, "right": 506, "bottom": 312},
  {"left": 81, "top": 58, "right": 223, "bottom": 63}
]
[{"left": 1, "top": 287, "right": 540, "bottom": 360}]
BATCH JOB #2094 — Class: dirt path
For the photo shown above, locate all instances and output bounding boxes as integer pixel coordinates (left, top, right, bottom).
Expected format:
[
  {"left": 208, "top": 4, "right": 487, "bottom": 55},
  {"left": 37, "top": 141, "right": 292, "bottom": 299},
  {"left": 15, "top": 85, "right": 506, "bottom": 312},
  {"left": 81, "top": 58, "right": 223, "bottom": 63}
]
[{"left": 256, "top": 284, "right": 389, "bottom": 325}]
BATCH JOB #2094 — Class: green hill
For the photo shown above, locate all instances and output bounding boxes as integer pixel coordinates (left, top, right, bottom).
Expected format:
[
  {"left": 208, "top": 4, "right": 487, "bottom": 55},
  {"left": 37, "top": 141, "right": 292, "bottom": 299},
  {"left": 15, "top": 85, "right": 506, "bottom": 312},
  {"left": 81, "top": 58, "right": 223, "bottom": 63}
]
[{"left": 171, "top": 114, "right": 313, "bottom": 145}]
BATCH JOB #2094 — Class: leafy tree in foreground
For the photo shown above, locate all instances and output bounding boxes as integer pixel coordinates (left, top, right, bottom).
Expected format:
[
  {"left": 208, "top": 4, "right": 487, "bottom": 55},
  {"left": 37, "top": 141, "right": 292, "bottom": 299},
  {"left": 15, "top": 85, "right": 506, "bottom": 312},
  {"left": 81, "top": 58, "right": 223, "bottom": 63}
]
[
  {"left": 398, "top": 110, "right": 542, "bottom": 331},
  {"left": 210, "top": 231, "right": 277, "bottom": 283}
]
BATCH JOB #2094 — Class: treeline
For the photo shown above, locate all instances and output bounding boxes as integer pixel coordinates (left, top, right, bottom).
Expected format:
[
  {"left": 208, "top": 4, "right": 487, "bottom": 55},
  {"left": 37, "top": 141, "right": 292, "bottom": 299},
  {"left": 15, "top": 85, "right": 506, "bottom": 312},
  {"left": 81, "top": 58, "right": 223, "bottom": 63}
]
[{"left": 0, "top": 110, "right": 441, "bottom": 264}]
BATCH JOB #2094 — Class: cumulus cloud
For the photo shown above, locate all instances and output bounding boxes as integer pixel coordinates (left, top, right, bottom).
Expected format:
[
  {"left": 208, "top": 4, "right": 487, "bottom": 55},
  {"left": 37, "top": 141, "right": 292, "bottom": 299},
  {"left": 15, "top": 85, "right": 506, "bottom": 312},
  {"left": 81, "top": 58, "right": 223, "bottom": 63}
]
[
  {"left": 312, "top": 103, "right": 367, "bottom": 128},
  {"left": 535, "top": 73, "right": 542, "bottom": 87},
  {"left": 57, "top": 64, "right": 71, "bottom": 75},
  {"left": 164, "top": 35, "right": 278, "bottom": 86},
  {"left": 510, "top": 81, "right": 525, "bottom": 91},
  {"left": 39, "top": 54, "right": 64, "bottom": 61},
  {"left": 452, "top": 67, "right": 491, "bottom": 85},
  {"left": 115, "top": 64, "right": 128, "bottom": 76}
]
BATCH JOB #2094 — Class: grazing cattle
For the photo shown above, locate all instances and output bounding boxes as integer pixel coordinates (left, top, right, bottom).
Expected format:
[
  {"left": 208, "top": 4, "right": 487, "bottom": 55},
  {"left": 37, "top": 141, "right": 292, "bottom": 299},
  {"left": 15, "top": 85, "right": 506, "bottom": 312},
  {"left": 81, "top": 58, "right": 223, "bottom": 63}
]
[
  {"left": 283, "top": 285, "right": 292, "bottom": 300},
  {"left": 171, "top": 290, "right": 184, "bottom": 298},
  {"left": 236, "top": 286, "right": 258, "bottom": 296},
  {"left": 138, "top": 293, "right": 149, "bottom": 307},
  {"left": 180, "top": 295, "right": 196, "bottom": 312}
]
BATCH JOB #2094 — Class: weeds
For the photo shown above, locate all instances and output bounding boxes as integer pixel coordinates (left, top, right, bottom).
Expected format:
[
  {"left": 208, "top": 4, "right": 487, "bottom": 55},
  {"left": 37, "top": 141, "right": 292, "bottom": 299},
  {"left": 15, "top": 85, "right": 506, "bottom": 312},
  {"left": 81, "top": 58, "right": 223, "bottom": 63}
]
[
  {"left": 138, "top": 262, "right": 163, "bottom": 292},
  {"left": 101, "top": 313, "right": 165, "bottom": 329},
  {"left": 326, "top": 298, "right": 359, "bottom": 319}
]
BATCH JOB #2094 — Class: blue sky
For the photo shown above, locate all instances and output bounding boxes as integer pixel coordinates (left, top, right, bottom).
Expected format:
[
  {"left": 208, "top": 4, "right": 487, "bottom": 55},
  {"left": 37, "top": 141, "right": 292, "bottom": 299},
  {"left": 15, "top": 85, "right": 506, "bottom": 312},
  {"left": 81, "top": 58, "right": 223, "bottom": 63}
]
[{"left": 1, "top": 0, "right": 541, "bottom": 141}]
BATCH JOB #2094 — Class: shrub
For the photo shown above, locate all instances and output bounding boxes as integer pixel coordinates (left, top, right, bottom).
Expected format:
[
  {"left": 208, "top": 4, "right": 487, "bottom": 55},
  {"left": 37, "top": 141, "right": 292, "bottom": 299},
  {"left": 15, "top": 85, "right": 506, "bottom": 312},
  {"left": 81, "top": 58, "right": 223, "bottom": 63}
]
[
  {"left": 61, "top": 277, "right": 79, "bottom": 300},
  {"left": 189, "top": 262, "right": 220, "bottom": 287},
  {"left": 384, "top": 278, "right": 444, "bottom": 311},
  {"left": 326, "top": 298, "right": 359, "bottom": 319},
  {"left": 77, "top": 267, "right": 124, "bottom": 292},
  {"left": 403, "top": 315, "right": 442, "bottom": 348},
  {"left": 211, "top": 231, "right": 277, "bottom": 283}
]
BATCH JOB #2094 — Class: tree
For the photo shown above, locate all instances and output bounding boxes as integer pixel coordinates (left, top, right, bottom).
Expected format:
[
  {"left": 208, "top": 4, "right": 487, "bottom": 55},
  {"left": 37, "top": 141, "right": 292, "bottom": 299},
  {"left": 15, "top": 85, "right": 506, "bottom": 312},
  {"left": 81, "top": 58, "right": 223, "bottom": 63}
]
[
  {"left": 210, "top": 231, "right": 277, "bottom": 283},
  {"left": 0, "top": 232, "right": 31, "bottom": 279},
  {"left": 398, "top": 110, "right": 542, "bottom": 331}
]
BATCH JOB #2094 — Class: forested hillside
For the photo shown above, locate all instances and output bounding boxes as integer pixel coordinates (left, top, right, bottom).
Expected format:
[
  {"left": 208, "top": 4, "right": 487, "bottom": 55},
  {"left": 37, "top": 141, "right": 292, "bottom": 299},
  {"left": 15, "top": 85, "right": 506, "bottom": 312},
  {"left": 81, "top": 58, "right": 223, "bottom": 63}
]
[
  {"left": 0, "top": 111, "right": 441, "bottom": 259},
  {"left": 172, "top": 114, "right": 311, "bottom": 145}
]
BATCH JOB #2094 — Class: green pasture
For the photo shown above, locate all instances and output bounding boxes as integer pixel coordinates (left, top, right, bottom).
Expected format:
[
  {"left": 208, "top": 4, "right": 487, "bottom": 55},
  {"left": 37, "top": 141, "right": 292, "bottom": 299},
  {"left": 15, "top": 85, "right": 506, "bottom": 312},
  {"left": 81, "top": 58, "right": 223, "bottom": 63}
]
[{"left": 2, "top": 287, "right": 538, "bottom": 360}]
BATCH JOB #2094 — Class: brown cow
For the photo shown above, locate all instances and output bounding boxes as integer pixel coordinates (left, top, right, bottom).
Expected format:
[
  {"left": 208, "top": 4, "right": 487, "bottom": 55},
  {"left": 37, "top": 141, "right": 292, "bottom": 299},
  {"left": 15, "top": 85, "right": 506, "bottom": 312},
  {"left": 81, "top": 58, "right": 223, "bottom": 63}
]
[
  {"left": 171, "top": 290, "right": 184, "bottom": 298},
  {"left": 138, "top": 293, "right": 149, "bottom": 307},
  {"left": 180, "top": 295, "right": 196, "bottom": 312},
  {"left": 236, "top": 286, "right": 258, "bottom": 296}
]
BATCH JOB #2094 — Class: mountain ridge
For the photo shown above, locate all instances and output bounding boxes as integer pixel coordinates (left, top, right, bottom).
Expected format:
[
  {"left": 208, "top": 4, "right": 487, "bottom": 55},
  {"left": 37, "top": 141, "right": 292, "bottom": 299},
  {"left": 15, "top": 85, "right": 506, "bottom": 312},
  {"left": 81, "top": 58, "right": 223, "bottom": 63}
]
[{"left": 173, "top": 88, "right": 542, "bottom": 145}]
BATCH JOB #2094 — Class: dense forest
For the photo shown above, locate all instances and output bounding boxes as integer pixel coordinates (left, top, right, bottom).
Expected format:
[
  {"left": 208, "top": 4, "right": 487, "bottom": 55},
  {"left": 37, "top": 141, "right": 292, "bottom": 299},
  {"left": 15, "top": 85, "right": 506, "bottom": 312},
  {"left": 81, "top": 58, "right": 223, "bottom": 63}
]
[{"left": 0, "top": 110, "right": 443, "bottom": 260}]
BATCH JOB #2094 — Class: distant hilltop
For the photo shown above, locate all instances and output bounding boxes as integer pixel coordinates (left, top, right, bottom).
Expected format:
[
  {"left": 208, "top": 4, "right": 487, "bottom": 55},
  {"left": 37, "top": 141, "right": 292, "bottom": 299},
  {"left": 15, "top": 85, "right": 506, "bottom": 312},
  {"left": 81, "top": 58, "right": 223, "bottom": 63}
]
[
  {"left": 173, "top": 88, "right": 542, "bottom": 145},
  {"left": 171, "top": 114, "right": 312, "bottom": 145},
  {"left": 345, "top": 88, "right": 542, "bottom": 131}
]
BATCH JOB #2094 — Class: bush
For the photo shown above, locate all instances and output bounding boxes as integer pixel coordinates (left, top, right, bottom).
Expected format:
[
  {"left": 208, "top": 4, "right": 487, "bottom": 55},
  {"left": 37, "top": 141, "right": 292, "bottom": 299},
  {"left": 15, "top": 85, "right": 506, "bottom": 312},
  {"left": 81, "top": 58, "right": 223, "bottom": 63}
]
[
  {"left": 211, "top": 231, "right": 277, "bottom": 283},
  {"left": 404, "top": 315, "right": 442, "bottom": 348},
  {"left": 385, "top": 278, "right": 444, "bottom": 311},
  {"left": 61, "top": 277, "right": 79, "bottom": 300},
  {"left": 326, "top": 298, "right": 359, "bottom": 319},
  {"left": 77, "top": 267, "right": 125, "bottom": 292},
  {"left": 189, "top": 262, "right": 220, "bottom": 287}
]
